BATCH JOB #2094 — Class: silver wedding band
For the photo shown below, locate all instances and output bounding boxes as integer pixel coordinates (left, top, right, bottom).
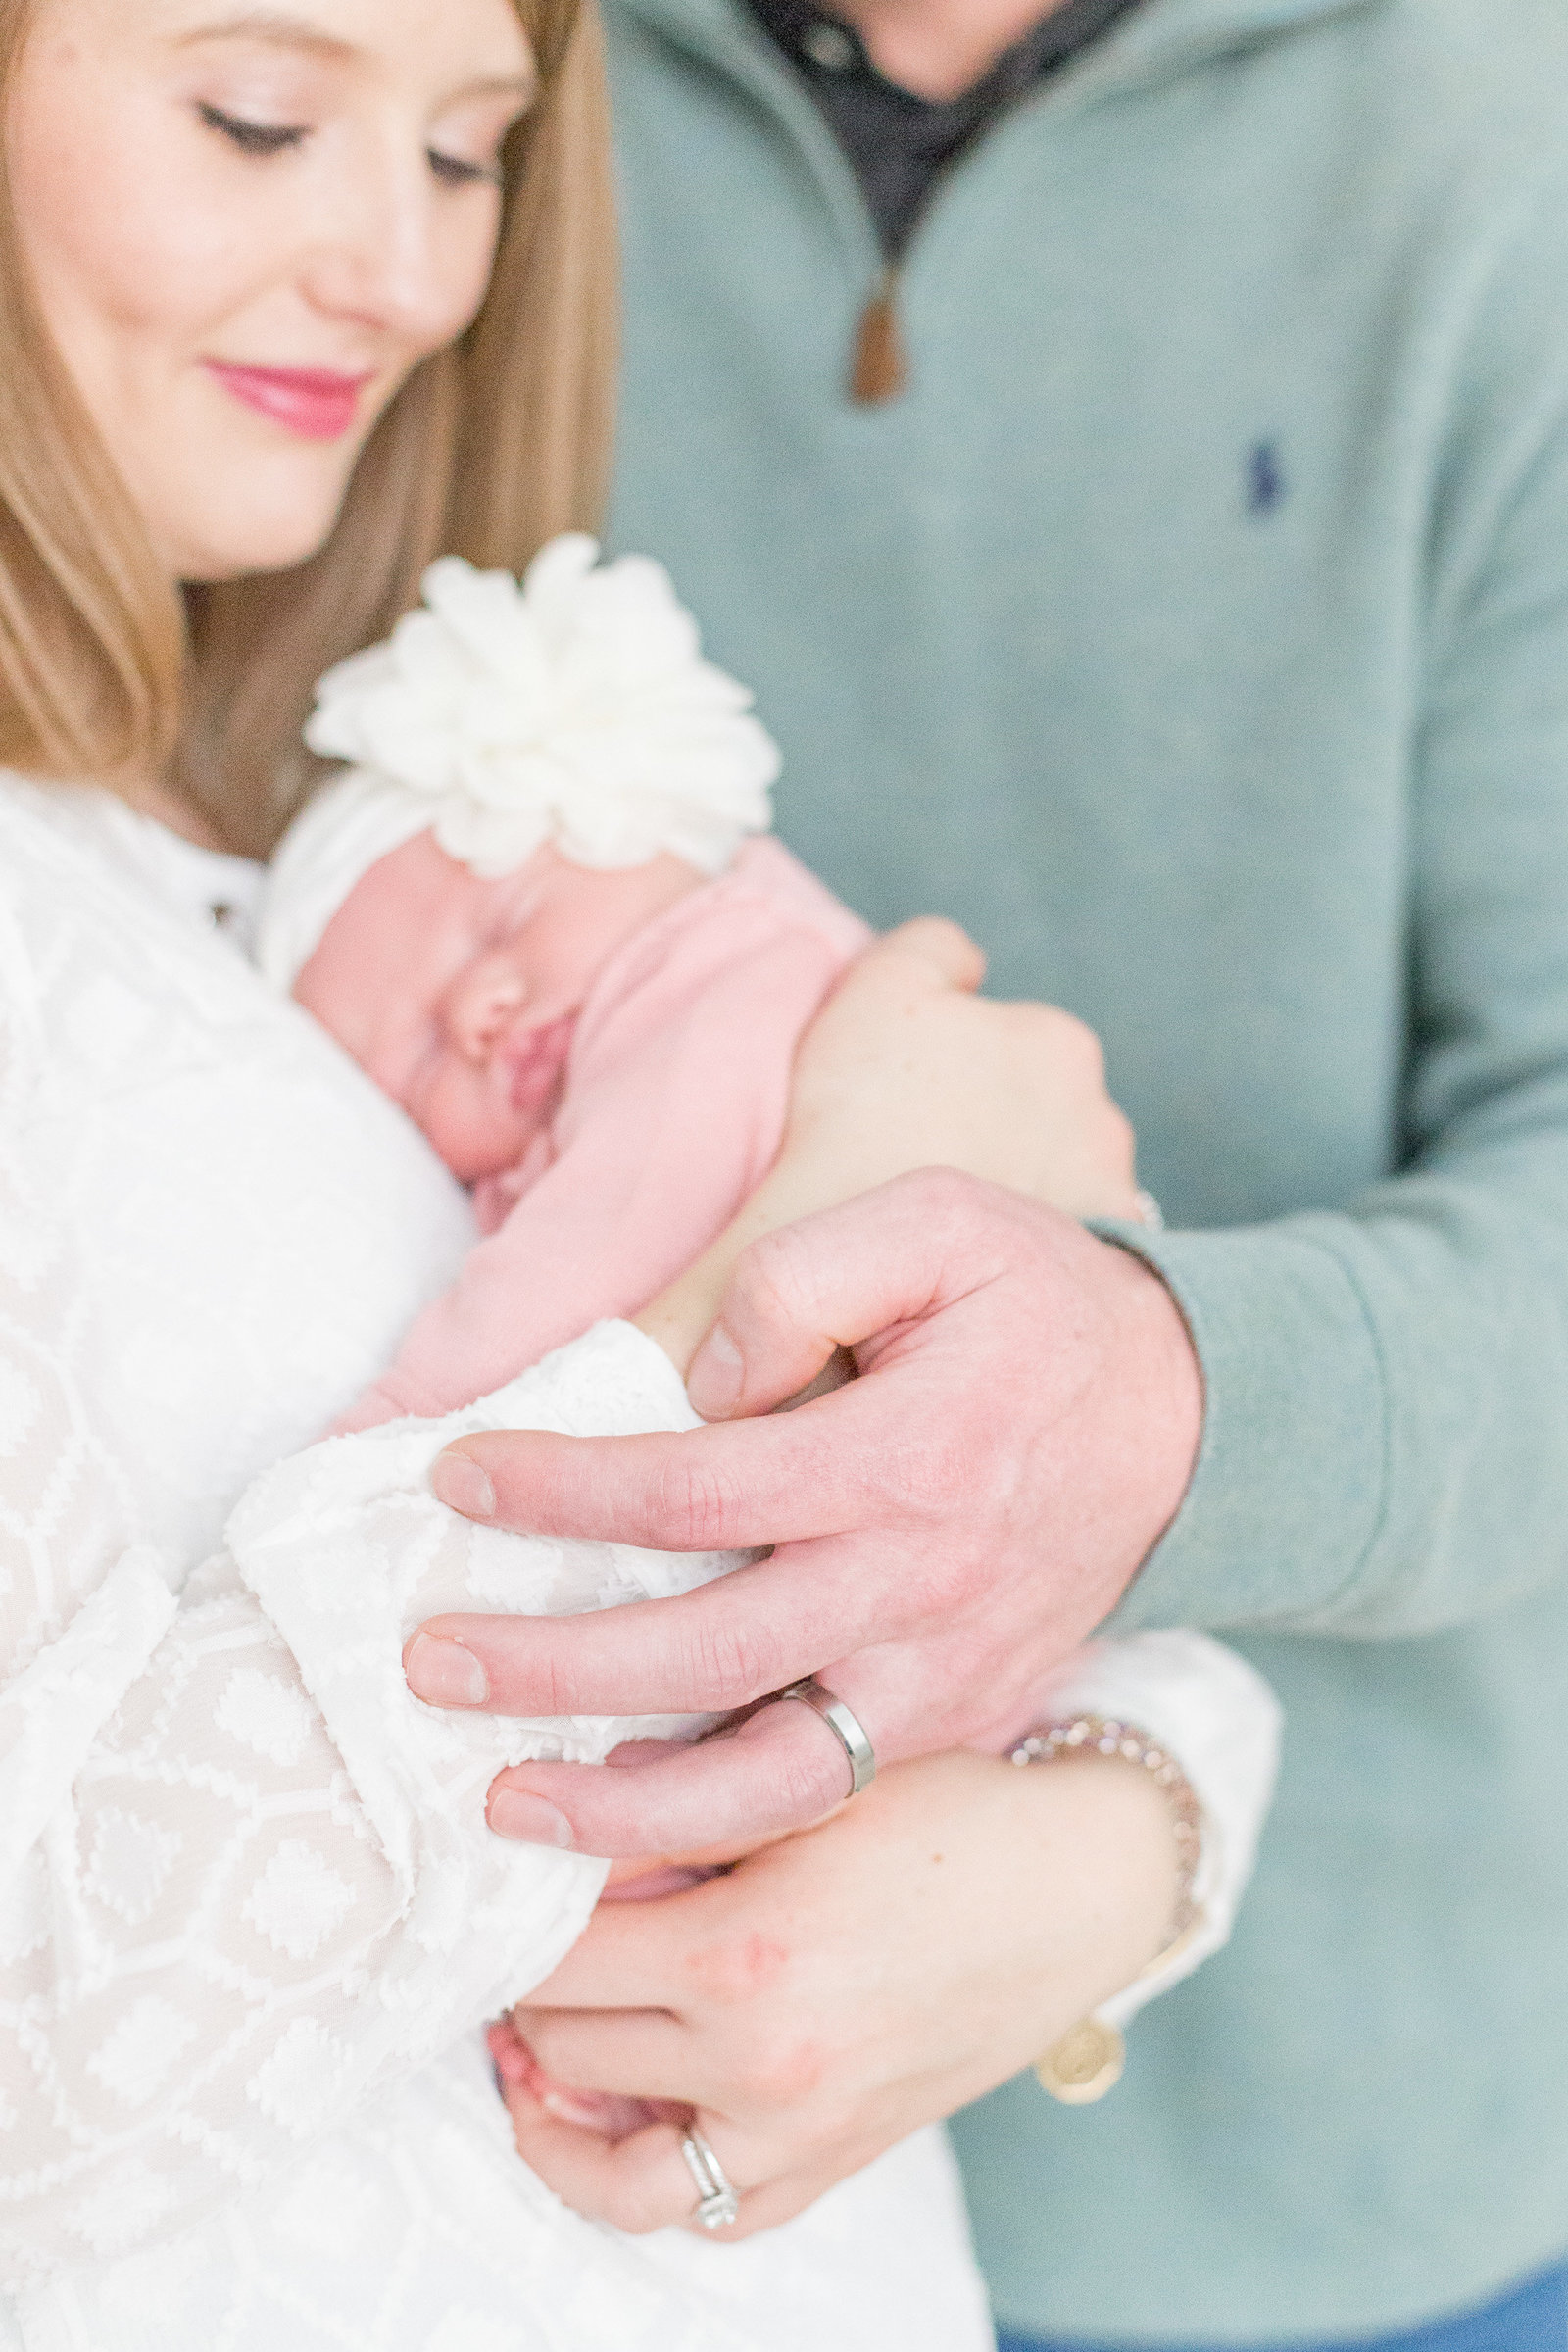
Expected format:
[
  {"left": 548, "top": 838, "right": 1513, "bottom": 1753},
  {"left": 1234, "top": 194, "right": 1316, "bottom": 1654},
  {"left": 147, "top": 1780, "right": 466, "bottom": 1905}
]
[
  {"left": 681, "top": 2130, "right": 741, "bottom": 2230},
  {"left": 774, "top": 1676, "right": 877, "bottom": 1797}
]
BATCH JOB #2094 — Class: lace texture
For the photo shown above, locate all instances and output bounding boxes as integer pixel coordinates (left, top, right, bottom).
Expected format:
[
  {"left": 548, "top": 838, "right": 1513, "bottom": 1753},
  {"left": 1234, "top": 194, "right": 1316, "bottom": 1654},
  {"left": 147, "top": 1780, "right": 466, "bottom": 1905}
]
[{"left": 0, "top": 782, "right": 995, "bottom": 2351}]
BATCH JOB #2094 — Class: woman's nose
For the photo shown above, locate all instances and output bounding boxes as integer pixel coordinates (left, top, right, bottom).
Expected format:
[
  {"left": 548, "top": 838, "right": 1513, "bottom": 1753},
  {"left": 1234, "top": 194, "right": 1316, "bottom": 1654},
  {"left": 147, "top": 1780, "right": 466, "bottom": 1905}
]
[
  {"left": 443, "top": 958, "right": 528, "bottom": 1061},
  {"left": 300, "top": 130, "right": 484, "bottom": 351}
]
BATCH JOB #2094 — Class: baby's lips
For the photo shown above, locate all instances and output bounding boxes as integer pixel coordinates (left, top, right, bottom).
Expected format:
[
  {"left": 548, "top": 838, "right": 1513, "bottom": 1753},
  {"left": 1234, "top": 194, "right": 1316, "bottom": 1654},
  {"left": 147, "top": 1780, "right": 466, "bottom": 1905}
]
[{"left": 501, "top": 1011, "right": 578, "bottom": 1115}]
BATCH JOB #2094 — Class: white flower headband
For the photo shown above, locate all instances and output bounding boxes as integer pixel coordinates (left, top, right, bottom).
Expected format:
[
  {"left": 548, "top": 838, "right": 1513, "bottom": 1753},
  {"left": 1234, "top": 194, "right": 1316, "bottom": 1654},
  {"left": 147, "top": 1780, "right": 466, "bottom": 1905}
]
[{"left": 256, "top": 535, "right": 781, "bottom": 992}]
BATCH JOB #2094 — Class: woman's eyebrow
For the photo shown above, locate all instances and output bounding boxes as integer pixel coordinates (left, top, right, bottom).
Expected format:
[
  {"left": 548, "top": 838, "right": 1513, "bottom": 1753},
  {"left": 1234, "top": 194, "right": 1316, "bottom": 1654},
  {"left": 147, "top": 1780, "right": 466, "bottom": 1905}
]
[
  {"left": 172, "top": 10, "right": 357, "bottom": 57},
  {"left": 172, "top": 11, "right": 536, "bottom": 91}
]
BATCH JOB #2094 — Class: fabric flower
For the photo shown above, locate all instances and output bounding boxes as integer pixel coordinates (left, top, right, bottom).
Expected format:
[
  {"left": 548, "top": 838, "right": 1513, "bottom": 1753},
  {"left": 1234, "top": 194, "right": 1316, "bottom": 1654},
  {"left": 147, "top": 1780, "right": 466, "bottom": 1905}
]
[{"left": 304, "top": 536, "right": 781, "bottom": 879}]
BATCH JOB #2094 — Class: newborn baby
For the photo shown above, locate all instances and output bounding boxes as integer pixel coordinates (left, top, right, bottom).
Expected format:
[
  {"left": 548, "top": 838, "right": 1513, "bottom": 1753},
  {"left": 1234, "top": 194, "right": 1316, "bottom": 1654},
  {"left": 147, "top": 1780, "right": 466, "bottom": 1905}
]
[
  {"left": 261, "top": 536, "right": 873, "bottom": 1438},
  {"left": 256, "top": 538, "right": 1279, "bottom": 2191},
  {"left": 268, "top": 825, "right": 866, "bottom": 1434}
]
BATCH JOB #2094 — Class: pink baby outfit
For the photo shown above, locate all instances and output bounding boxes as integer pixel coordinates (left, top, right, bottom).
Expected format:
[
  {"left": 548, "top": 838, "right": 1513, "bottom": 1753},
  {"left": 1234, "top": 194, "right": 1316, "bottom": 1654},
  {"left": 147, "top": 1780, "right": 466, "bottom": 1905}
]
[{"left": 341, "top": 837, "right": 870, "bottom": 1431}]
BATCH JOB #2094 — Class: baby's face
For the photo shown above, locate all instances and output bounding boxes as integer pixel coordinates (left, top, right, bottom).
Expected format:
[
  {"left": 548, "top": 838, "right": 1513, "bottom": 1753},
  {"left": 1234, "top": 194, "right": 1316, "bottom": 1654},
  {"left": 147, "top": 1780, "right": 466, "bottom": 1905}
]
[{"left": 294, "top": 833, "right": 702, "bottom": 1182}]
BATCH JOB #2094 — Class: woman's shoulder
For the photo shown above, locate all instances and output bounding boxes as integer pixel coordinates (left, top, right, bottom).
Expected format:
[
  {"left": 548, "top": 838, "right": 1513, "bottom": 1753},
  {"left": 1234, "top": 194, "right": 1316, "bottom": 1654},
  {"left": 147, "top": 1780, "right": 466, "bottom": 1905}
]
[
  {"left": 0, "top": 771, "right": 190, "bottom": 960},
  {"left": 0, "top": 769, "right": 141, "bottom": 877},
  {"left": 0, "top": 771, "right": 260, "bottom": 934},
  {"left": 0, "top": 777, "right": 76, "bottom": 1086},
  {"left": 0, "top": 773, "right": 270, "bottom": 1074}
]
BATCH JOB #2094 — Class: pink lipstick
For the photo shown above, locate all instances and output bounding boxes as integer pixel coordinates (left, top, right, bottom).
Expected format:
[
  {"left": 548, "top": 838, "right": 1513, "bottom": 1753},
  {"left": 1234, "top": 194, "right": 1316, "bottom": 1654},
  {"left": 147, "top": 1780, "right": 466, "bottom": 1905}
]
[{"left": 204, "top": 361, "right": 373, "bottom": 442}]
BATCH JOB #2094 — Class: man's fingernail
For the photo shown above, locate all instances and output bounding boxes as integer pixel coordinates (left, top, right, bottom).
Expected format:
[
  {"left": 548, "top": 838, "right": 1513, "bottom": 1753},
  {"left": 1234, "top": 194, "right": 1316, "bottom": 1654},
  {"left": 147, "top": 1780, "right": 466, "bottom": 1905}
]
[
  {"left": 431, "top": 1450, "right": 496, "bottom": 1521},
  {"left": 405, "top": 1632, "right": 488, "bottom": 1707},
  {"left": 489, "top": 1788, "right": 576, "bottom": 1848},
  {"left": 688, "top": 1322, "right": 744, "bottom": 1416}
]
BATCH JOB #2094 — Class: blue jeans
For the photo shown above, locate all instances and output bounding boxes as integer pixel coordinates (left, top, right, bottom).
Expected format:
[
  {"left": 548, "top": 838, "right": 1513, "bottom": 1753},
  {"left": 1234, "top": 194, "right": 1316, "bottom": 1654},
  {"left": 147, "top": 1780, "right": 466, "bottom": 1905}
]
[{"left": 996, "top": 2261, "right": 1568, "bottom": 2352}]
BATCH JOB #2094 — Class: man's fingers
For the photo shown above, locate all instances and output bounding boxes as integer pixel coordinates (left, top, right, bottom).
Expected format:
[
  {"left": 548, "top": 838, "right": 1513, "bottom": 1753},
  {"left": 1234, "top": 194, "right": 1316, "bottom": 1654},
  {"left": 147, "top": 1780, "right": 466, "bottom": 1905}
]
[
  {"left": 485, "top": 1690, "right": 861, "bottom": 1857},
  {"left": 432, "top": 1386, "right": 894, "bottom": 1550},
  {"left": 410, "top": 1520, "right": 912, "bottom": 1716},
  {"left": 686, "top": 1167, "right": 1009, "bottom": 1418}
]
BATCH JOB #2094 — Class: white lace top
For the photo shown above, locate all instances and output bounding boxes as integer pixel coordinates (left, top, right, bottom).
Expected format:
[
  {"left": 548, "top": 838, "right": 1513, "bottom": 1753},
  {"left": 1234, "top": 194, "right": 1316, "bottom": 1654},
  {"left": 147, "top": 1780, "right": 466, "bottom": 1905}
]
[
  {"left": 0, "top": 779, "right": 1005, "bottom": 2352},
  {"left": 0, "top": 777, "right": 1276, "bottom": 2352}
]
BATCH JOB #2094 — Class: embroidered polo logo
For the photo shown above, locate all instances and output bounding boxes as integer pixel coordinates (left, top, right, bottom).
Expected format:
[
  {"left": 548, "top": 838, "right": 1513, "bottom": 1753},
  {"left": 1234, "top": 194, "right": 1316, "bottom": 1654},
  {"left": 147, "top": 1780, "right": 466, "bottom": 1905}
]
[{"left": 1248, "top": 442, "right": 1287, "bottom": 515}]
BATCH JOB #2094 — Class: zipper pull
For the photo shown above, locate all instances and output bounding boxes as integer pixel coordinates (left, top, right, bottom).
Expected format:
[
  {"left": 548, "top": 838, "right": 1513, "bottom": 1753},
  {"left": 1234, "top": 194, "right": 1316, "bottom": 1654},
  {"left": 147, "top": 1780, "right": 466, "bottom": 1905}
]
[{"left": 850, "top": 270, "right": 907, "bottom": 404}]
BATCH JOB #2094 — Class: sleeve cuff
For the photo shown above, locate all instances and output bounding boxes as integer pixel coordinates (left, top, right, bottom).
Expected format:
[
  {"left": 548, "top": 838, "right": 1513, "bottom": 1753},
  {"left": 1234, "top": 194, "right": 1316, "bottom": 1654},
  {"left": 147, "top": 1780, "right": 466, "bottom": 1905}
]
[
  {"left": 1027, "top": 1629, "right": 1282, "bottom": 2030},
  {"left": 1093, "top": 1217, "right": 1391, "bottom": 1630}
]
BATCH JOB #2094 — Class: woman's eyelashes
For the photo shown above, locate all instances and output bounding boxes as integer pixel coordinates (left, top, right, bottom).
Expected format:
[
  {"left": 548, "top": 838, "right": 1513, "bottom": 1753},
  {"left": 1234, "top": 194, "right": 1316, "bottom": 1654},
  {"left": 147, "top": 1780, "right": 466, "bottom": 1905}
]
[
  {"left": 197, "top": 101, "right": 307, "bottom": 158},
  {"left": 428, "top": 149, "right": 505, "bottom": 190},
  {"left": 196, "top": 102, "right": 505, "bottom": 189}
]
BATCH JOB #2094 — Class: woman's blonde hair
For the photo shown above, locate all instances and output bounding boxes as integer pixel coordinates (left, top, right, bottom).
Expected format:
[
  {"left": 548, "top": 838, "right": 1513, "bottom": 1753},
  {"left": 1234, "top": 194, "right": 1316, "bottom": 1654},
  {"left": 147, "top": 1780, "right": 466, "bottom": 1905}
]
[{"left": 0, "top": 0, "right": 616, "bottom": 854}]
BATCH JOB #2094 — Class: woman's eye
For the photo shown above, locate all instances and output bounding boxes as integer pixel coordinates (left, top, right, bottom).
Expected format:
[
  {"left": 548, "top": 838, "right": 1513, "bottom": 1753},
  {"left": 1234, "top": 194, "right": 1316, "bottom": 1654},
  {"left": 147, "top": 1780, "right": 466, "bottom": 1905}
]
[
  {"left": 197, "top": 102, "right": 308, "bottom": 158},
  {"left": 428, "top": 149, "right": 504, "bottom": 191}
]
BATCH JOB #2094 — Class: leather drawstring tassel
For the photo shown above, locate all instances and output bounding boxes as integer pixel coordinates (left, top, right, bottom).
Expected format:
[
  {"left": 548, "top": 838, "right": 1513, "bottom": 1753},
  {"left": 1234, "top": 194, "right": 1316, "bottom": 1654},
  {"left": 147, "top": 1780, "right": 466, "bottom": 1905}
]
[{"left": 850, "top": 272, "right": 907, "bottom": 404}]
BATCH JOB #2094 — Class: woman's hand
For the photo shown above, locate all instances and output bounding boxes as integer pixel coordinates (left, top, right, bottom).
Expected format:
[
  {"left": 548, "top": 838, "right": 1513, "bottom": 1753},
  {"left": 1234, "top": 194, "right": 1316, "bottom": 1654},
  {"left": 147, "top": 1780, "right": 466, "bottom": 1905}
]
[
  {"left": 635, "top": 917, "right": 1141, "bottom": 1372},
  {"left": 497, "top": 1746, "right": 1179, "bottom": 2239}
]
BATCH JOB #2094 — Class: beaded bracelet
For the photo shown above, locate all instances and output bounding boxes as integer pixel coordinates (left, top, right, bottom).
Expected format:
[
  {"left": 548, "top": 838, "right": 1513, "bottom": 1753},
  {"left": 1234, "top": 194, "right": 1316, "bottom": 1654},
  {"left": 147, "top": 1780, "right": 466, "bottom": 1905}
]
[{"left": 1010, "top": 1714, "right": 1203, "bottom": 2104}]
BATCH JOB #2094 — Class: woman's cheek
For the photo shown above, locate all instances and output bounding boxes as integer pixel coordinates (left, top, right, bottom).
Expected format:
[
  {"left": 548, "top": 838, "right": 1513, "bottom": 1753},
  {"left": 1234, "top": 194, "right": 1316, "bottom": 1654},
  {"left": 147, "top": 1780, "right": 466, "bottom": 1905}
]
[
  {"left": 432, "top": 199, "right": 508, "bottom": 347},
  {"left": 12, "top": 62, "right": 267, "bottom": 366}
]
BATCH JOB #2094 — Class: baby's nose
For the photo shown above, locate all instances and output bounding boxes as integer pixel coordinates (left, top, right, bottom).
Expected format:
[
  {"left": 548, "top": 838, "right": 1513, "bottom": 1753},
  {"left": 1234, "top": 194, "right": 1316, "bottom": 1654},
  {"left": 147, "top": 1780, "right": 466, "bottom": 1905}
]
[{"left": 445, "top": 959, "right": 529, "bottom": 1058}]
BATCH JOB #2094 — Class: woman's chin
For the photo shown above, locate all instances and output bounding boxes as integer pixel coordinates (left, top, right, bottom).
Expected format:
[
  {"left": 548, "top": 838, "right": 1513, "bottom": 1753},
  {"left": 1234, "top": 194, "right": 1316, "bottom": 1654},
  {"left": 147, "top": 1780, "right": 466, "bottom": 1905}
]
[
  {"left": 176, "top": 520, "right": 346, "bottom": 586},
  {"left": 169, "top": 477, "right": 364, "bottom": 587}
]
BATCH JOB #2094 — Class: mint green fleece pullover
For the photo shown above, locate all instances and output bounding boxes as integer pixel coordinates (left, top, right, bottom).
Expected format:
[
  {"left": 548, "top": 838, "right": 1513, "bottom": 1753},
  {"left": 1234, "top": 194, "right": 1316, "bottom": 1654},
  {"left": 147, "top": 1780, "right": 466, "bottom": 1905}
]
[{"left": 603, "top": 0, "right": 1568, "bottom": 2336}]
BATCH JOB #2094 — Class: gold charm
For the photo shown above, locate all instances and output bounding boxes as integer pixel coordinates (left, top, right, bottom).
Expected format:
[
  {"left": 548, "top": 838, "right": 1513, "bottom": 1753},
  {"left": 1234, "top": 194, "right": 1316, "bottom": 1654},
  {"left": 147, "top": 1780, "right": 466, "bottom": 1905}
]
[{"left": 1036, "top": 2017, "right": 1126, "bottom": 2105}]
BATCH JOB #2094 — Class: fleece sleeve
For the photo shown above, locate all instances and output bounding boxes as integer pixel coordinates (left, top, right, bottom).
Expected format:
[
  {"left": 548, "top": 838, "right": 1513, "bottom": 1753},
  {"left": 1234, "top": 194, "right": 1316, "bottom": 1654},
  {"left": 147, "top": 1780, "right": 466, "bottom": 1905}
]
[{"left": 1115, "top": 160, "right": 1568, "bottom": 1640}]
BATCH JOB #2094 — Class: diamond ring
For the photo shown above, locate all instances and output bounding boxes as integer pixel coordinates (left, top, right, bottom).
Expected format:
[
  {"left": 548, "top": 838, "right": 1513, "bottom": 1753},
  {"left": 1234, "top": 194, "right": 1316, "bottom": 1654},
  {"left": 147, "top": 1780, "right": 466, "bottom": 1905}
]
[{"left": 681, "top": 2130, "right": 741, "bottom": 2230}]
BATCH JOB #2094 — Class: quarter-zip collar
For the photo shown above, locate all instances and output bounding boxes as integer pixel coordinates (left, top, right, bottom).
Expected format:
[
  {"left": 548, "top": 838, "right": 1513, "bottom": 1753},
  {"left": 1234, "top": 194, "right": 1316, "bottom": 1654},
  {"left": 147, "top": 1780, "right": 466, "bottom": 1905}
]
[
  {"left": 608, "top": 0, "right": 1385, "bottom": 400},
  {"left": 611, "top": 0, "right": 1384, "bottom": 105},
  {"left": 746, "top": 0, "right": 1148, "bottom": 261}
]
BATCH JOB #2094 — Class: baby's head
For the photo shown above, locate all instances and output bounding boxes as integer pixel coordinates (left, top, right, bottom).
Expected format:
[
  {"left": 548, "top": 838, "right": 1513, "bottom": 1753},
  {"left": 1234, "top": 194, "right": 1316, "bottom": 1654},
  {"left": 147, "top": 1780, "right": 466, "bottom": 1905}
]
[
  {"left": 255, "top": 537, "right": 780, "bottom": 1186},
  {"left": 284, "top": 820, "right": 702, "bottom": 1183}
]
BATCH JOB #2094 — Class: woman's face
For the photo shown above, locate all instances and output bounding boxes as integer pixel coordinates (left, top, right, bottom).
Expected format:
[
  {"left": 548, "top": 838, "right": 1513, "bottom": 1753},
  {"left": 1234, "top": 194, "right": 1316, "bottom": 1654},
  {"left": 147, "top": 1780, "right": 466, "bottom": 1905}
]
[{"left": 6, "top": 0, "right": 534, "bottom": 582}]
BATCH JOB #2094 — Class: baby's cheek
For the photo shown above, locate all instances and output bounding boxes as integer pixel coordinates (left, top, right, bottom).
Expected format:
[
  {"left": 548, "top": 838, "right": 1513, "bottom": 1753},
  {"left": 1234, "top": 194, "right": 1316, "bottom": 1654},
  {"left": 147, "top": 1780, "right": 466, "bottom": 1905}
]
[{"left": 418, "top": 1071, "right": 533, "bottom": 1188}]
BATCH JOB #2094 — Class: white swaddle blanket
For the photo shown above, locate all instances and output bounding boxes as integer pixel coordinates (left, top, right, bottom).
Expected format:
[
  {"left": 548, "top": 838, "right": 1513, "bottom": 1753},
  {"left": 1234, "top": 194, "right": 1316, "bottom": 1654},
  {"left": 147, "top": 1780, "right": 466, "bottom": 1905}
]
[{"left": 18, "top": 1323, "right": 995, "bottom": 2352}]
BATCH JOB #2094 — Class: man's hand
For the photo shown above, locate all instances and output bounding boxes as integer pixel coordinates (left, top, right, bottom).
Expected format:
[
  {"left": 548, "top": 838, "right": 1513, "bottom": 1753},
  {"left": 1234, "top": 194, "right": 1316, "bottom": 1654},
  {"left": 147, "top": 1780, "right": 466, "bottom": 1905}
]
[{"left": 405, "top": 1169, "right": 1203, "bottom": 1856}]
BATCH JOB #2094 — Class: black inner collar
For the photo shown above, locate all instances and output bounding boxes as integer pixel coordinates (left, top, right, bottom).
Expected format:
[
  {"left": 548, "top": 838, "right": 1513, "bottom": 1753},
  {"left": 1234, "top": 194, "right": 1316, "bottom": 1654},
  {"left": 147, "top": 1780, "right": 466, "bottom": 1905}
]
[{"left": 747, "top": 0, "right": 1146, "bottom": 258}]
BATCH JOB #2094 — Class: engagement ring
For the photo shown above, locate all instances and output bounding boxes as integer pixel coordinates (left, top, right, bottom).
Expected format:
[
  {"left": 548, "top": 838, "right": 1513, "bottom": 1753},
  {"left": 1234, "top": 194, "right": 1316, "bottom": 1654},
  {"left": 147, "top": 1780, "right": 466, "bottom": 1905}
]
[{"left": 681, "top": 2131, "right": 741, "bottom": 2230}]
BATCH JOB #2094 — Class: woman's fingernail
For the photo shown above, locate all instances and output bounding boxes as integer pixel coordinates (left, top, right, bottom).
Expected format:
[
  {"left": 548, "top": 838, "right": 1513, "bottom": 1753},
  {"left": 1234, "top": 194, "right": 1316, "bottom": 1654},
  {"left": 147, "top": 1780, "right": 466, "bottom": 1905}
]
[
  {"left": 688, "top": 1322, "right": 744, "bottom": 1416},
  {"left": 431, "top": 1450, "right": 497, "bottom": 1521},
  {"left": 405, "top": 1632, "right": 488, "bottom": 1707},
  {"left": 489, "top": 1788, "right": 576, "bottom": 1849}
]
